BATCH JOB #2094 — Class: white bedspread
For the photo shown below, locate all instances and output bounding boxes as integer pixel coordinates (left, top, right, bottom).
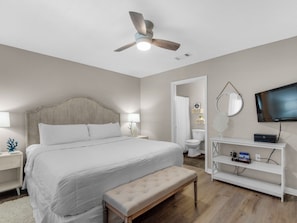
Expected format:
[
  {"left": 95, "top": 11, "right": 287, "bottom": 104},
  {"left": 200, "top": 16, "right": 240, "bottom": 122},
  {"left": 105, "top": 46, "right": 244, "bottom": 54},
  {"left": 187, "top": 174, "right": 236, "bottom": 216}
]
[{"left": 24, "top": 136, "right": 183, "bottom": 223}]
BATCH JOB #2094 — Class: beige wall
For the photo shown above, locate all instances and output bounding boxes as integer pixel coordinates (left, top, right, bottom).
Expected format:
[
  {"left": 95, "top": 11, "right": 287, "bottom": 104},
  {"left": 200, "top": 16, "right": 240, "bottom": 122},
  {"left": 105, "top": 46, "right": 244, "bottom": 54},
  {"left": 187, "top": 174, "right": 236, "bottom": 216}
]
[
  {"left": 176, "top": 80, "right": 206, "bottom": 130},
  {"left": 0, "top": 44, "right": 140, "bottom": 152},
  {"left": 140, "top": 36, "right": 297, "bottom": 190},
  {"left": 1, "top": 36, "right": 297, "bottom": 190}
]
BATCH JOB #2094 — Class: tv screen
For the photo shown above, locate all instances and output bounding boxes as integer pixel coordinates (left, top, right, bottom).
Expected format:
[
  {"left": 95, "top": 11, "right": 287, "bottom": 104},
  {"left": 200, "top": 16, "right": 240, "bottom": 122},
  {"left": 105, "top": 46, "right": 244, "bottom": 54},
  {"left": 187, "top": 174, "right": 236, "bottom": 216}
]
[{"left": 255, "top": 82, "right": 297, "bottom": 122}]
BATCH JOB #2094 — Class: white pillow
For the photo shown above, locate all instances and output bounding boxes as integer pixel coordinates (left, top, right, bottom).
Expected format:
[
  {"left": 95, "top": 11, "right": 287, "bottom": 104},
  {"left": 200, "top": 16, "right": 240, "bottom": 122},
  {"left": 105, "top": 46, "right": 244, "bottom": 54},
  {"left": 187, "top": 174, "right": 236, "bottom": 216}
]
[
  {"left": 39, "top": 123, "right": 89, "bottom": 145},
  {"left": 88, "top": 123, "right": 121, "bottom": 140}
]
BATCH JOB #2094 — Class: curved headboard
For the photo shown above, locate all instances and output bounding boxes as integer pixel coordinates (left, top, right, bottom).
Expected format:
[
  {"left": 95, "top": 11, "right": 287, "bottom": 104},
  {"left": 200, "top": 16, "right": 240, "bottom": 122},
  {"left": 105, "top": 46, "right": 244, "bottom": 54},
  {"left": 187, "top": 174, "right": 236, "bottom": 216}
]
[{"left": 26, "top": 97, "right": 120, "bottom": 145}]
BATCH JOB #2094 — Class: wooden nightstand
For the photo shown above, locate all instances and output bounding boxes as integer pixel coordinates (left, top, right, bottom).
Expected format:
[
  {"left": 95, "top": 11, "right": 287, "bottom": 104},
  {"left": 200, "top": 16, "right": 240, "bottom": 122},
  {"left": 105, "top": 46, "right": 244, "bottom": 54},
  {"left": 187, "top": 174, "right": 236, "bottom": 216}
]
[{"left": 0, "top": 151, "right": 23, "bottom": 195}]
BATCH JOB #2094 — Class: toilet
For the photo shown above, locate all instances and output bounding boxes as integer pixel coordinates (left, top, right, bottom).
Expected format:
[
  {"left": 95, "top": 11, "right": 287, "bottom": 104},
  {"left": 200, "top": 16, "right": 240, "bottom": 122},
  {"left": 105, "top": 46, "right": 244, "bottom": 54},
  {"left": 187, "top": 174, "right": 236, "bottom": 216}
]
[{"left": 185, "top": 129, "right": 205, "bottom": 157}]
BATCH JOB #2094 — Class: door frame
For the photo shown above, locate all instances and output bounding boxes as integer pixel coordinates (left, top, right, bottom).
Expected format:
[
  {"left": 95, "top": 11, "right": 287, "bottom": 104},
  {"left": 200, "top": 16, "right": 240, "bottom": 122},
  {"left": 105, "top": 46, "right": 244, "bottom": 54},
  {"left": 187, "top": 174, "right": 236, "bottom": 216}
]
[{"left": 170, "top": 76, "right": 208, "bottom": 172}]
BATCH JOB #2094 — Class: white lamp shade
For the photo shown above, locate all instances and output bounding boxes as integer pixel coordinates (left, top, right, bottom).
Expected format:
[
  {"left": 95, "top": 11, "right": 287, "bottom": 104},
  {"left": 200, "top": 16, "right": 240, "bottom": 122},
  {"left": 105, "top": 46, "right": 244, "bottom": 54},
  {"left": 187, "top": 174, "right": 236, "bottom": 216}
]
[
  {"left": 0, "top": 112, "right": 10, "bottom": 127},
  {"left": 127, "top": 113, "right": 140, "bottom": 123}
]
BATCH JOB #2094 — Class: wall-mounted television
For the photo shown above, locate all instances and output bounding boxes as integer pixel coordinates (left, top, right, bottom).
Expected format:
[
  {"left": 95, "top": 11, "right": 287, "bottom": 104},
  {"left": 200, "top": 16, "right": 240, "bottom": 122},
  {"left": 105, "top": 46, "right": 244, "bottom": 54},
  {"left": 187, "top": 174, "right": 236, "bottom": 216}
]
[{"left": 255, "top": 82, "right": 297, "bottom": 122}]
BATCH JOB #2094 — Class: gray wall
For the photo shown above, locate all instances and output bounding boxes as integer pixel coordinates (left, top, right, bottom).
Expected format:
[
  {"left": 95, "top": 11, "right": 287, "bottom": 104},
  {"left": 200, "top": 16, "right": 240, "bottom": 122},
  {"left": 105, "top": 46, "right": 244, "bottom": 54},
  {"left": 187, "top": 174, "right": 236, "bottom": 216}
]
[
  {"left": 1, "top": 35, "right": 297, "bottom": 191},
  {"left": 0, "top": 44, "right": 140, "bottom": 151},
  {"left": 140, "top": 36, "right": 297, "bottom": 190},
  {"left": 176, "top": 80, "right": 206, "bottom": 130}
]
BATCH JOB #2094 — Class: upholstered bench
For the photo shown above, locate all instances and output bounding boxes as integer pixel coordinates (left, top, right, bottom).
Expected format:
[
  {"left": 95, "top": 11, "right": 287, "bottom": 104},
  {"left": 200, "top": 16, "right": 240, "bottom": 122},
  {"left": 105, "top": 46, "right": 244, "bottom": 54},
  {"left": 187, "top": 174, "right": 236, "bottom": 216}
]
[{"left": 103, "top": 166, "right": 197, "bottom": 223}]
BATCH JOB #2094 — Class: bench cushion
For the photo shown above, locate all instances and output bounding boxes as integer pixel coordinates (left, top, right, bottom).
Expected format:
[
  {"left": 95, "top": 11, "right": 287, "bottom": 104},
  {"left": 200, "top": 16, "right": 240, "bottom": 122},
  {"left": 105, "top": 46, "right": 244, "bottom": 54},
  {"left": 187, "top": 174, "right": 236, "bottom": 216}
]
[{"left": 103, "top": 166, "right": 196, "bottom": 216}]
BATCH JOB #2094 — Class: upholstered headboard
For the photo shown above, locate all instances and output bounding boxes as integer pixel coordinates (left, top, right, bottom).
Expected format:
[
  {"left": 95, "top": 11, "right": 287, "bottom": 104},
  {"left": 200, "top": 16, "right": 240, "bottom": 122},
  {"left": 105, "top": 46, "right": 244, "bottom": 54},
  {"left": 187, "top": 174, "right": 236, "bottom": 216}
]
[{"left": 26, "top": 97, "right": 120, "bottom": 145}]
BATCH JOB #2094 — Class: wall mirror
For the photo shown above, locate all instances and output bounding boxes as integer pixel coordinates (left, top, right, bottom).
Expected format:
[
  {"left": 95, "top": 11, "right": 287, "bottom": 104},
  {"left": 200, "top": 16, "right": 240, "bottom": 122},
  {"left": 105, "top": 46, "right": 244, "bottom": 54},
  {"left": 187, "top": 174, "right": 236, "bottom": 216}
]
[{"left": 216, "top": 81, "right": 243, "bottom": 116}]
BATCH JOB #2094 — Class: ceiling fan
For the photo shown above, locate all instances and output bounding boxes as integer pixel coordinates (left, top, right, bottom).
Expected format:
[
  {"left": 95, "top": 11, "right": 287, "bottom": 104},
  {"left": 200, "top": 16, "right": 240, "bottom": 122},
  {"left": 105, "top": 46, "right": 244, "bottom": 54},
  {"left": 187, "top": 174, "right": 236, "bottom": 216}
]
[{"left": 114, "top": 11, "right": 180, "bottom": 52}]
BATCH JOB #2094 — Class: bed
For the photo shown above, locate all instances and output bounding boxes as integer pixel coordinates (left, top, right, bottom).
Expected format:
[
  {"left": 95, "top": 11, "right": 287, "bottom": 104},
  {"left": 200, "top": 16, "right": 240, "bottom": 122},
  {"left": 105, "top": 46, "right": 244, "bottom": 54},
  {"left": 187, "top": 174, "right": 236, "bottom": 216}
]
[{"left": 23, "top": 97, "right": 183, "bottom": 223}]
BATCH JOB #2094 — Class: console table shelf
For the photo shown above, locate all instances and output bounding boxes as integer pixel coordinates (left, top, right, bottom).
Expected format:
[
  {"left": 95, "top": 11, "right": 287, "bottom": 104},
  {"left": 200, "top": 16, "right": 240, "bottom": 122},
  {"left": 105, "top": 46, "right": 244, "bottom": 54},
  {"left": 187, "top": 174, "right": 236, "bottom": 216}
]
[
  {"left": 213, "top": 155, "right": 282, "bottom": 175},
  {"left": 211, "top": 137, "right": 286, "bottom": 202},
  {"left": 214, "top": 172, "right": 282, "bottom": 198}
]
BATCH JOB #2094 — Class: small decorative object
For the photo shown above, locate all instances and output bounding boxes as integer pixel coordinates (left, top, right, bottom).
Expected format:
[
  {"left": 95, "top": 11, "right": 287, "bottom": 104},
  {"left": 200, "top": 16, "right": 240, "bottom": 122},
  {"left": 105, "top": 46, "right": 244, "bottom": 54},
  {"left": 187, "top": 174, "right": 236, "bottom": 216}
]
[
  {"left": 7, "top": 138, "right": 18, "bottom": 152},
  {"left": 192, "top": 103, "right": 200, "bottom": 114},
  {"left": 194, "top": 103, "right": 200, "bottom": 109},
  {"left": 192, "top": 103, "right": 205, "bottom": 124}
]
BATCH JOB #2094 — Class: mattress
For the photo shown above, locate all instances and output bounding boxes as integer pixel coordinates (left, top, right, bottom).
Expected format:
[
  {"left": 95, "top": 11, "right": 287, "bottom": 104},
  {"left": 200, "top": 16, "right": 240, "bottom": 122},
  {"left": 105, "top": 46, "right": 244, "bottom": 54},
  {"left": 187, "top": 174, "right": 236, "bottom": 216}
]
[{"left": 24, "top": 136, "right": 183, "bottom": 223}]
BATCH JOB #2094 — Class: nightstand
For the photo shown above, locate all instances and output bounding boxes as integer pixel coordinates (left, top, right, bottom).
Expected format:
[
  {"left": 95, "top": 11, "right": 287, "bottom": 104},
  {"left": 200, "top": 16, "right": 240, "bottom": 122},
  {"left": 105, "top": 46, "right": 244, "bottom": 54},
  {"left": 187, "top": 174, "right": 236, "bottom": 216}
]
[
  {"left": 137, "top": 135, "right": 149, "bottom": 139},
  {"left": 0, "top": 151, "right": 23, "bottom": 195}
]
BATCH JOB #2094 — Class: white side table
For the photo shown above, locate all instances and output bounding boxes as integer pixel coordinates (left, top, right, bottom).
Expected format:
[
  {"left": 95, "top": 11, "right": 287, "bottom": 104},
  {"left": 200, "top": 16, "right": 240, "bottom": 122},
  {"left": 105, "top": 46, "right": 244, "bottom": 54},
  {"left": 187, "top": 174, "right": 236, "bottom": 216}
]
[{"left": 0, "top": 151, "right": 23, "bottom": 195}]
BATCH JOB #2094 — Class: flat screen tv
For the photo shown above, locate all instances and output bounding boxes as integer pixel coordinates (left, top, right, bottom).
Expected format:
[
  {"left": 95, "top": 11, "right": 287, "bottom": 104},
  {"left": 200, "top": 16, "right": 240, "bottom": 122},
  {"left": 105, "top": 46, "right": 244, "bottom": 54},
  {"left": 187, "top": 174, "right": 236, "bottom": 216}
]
[{"left": 255, "top": 82, "right": 297, "bottom": 122}]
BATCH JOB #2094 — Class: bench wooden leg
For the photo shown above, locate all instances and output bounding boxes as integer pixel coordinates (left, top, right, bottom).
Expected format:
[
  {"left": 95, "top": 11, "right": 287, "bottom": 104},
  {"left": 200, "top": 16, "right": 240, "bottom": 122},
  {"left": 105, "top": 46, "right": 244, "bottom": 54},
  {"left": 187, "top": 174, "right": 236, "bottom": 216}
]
[
  {"left": 103, "top": 201, "right": 108, "bottom": 223},
  {"left": 125, "top": 217, "right": 132, "bottom": 223},
  {"left": 194, "top": 177, "right": 197, "bottom": 207}
]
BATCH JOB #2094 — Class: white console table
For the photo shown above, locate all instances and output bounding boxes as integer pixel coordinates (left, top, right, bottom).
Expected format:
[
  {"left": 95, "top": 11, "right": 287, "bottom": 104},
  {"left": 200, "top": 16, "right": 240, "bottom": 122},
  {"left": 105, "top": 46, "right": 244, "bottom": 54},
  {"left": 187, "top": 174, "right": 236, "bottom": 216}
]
[{"left": 211, "top": 137, "right": 286, "bottom": 202}]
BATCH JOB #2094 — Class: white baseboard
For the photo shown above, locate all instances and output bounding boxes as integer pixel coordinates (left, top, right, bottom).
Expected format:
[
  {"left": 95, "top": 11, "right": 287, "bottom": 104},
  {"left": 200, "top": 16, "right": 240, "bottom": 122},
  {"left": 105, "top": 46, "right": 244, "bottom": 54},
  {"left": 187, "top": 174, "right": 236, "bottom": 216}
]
[{"left": 285, "top": 187, "right": 297, "bottom": 197}]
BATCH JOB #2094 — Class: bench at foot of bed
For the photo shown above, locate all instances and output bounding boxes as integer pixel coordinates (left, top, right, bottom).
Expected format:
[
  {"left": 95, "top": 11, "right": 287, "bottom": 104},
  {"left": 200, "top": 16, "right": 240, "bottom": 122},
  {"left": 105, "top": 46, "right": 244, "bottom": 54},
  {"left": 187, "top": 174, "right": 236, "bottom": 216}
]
[{"left": 103, "top": 165, "right": 197, "bottom": 223}]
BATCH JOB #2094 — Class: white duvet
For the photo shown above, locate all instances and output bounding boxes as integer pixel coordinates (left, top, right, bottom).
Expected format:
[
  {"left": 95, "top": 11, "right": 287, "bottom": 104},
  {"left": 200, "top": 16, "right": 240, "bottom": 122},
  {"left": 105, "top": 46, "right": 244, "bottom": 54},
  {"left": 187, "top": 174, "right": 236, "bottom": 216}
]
[{"left": 24, "top": 136, "right": 183, "bottom": 223}]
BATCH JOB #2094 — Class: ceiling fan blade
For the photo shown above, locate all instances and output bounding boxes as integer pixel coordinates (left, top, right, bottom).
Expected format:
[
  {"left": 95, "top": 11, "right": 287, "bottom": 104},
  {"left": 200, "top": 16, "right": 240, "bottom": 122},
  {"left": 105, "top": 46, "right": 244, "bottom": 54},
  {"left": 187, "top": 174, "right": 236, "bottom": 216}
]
[
  {"left": 152, "top": 39, "right": 180, "bottom": 51},
  {"left": 129, "top": 11, "right": 146, "bottom": 35},
  {"left": 114, "top": 42, "right": 136, "bottom": 52}
]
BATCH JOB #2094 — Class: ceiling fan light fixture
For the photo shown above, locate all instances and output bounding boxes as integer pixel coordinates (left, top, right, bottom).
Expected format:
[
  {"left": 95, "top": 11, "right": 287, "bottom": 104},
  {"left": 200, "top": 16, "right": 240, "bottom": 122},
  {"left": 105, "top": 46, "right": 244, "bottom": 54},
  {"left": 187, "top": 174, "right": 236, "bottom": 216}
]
[
  {"left": 136, "top": 38, "right": 151, "bottom": 51},
  {"left": 114, "top": 12, "right": 180, "bottom": 52}
]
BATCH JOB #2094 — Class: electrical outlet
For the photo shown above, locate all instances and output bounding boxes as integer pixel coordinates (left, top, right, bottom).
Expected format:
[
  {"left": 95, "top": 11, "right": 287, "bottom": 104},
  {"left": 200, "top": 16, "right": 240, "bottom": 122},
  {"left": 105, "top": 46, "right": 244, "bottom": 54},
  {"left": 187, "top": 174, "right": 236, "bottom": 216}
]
[{"left": 255, "top": 154, "right": 261, "bottom": 161}]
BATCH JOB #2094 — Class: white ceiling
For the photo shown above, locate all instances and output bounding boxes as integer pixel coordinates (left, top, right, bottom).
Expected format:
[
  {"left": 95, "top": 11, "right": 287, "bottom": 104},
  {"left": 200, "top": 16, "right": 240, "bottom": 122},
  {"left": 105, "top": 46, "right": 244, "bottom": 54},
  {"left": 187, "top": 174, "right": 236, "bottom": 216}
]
[{"left": 1, "top": 0, "right": 297, "bottom": 78}]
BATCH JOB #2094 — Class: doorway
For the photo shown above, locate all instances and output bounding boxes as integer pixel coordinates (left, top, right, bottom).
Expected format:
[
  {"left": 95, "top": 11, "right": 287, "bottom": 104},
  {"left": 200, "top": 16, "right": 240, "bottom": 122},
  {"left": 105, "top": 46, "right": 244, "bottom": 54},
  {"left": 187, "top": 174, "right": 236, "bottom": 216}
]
[{"left": 171, "top": 76, "right": 208, "bottom": 171}]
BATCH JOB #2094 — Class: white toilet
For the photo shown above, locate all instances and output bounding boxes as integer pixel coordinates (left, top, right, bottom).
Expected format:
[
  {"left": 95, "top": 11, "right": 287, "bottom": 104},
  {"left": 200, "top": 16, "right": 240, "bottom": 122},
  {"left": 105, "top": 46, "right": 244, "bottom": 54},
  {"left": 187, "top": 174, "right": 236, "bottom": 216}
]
[{"left": 185, "top": 129, "right": 205, "bottom": 157}]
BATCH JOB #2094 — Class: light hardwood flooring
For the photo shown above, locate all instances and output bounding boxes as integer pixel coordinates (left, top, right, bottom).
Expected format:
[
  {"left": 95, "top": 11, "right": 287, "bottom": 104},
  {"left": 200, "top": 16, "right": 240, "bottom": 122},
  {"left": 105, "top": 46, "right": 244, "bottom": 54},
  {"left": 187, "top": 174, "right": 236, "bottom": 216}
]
[
  {"left": 183, "top": 153, "right": 205, "bottom": 169},
  {"left": 110, "top": 165, "right": 297, "bottom": 223}
]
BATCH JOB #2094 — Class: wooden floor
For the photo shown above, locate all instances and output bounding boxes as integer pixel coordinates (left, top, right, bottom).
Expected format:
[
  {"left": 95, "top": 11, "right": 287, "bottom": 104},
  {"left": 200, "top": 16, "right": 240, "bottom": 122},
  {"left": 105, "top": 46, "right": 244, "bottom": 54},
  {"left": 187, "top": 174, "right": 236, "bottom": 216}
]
[
  {"left": 111, "top": 164, "right": 297, "bottom": 223},
  {"left": 1, "top": 161, "right": 297, "bottom": 223},
  {"left": 111, "top": 157, "right": 297, "bottom": 223},
  {"left": 183, "top": 153, "right": 205, "bottom": 169}
]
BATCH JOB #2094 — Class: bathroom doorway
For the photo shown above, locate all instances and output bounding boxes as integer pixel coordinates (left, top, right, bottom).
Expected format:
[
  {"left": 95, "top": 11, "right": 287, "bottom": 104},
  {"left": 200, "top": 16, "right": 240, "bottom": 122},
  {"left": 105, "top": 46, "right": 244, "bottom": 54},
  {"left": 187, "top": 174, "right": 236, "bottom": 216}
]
[{"left": 171, "top": 76, "right": 207, "bottom": 171}]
